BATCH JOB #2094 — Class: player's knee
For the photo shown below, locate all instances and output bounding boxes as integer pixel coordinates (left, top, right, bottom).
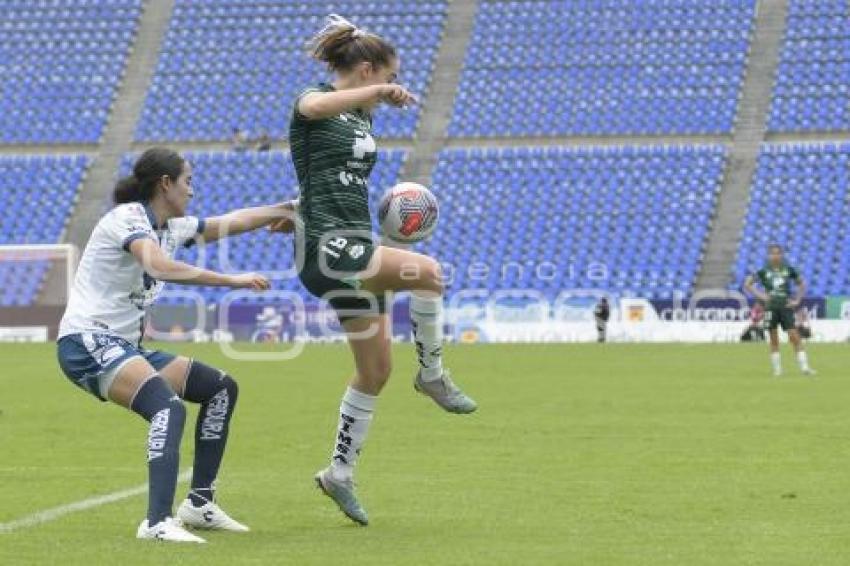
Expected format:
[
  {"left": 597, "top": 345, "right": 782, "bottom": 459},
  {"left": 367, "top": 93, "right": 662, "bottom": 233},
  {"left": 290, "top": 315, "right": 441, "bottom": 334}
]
[
  {"left": 184, "top": 361, "right": 238, "bottom": 407},
  {"left": 132, "top": 375, "right": 186, "bottom": 424},
  {"left": 221, "top": 373, "right": 239, "bottom": 405}
]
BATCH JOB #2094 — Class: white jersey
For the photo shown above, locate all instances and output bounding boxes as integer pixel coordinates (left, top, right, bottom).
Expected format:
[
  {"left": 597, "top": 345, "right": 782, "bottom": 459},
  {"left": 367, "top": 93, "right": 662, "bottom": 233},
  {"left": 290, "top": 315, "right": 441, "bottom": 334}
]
[{"left": 58, "top": 202, "right": 205, "bottom": 344}]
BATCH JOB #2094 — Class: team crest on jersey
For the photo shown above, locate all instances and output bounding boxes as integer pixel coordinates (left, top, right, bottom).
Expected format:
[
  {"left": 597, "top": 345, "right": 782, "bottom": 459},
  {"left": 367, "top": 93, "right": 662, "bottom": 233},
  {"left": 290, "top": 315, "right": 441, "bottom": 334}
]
[{"left": 352, "top": 130, "right": 376, "bottom": 159}]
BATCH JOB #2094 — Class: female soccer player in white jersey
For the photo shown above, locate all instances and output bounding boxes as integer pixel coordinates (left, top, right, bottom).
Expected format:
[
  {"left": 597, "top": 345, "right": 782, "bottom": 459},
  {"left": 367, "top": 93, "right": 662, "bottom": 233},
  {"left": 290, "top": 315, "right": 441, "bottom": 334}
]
[
  {"left": 57, "top": 147, "right": 289, "bottom": 543},
  {"left": 272, "top": 15, "right": 477, "bottom": 526}
]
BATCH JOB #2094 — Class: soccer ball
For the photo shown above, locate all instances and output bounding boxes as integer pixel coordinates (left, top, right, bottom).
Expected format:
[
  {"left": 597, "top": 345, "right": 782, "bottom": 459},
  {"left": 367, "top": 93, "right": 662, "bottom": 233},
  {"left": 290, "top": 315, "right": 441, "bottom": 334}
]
[{"left": 377, "top": 182, "right": 439, "bottom": 244}]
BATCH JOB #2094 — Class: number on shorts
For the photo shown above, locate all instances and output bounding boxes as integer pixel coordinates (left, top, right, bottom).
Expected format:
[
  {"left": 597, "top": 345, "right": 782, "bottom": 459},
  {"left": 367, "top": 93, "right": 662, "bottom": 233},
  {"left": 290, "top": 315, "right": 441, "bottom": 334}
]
[{"left": 321, "top": 236, "right": 348, "bottom": 259}]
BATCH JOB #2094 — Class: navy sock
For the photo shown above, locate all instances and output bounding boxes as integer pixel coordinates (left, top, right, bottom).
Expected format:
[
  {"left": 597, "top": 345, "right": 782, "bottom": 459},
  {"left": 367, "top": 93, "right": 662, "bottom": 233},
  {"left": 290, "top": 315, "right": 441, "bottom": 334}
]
[
  {"left": 182, "top": 361, "right": 239, "bottom": 508},
  {"left": 130, "top": 376, "right": 186, "bottom": 525}
]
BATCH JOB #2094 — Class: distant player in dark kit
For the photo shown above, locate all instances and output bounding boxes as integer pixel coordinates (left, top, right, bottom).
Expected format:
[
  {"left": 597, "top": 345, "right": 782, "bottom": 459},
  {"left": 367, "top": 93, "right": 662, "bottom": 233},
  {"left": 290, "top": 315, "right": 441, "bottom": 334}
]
[
  {"left": 744, "top": 244, "right": 815, "bottom": 376},
  {"left": 594, "top": 298, "right": 610, "bottom": 342}
]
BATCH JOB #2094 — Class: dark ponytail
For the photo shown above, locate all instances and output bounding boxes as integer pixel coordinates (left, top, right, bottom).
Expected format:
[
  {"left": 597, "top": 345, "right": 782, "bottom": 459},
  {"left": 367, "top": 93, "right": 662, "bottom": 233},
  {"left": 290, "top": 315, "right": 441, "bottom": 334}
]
[
  {"left": 113, "top": 147, "right": 185, "bottom": 204},
  {"left": 308, "top": 14, "right": 396, "bottom": 72}
]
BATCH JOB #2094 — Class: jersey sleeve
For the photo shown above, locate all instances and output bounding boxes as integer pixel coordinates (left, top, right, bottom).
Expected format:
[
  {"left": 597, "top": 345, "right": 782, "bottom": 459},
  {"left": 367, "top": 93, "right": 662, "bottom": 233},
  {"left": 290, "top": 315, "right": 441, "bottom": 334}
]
[
  {"left": 169, "top": 216, "right": 206, "bottom": 248},
  {"left": 105, "top": 203, "right": 156, "bottom": 252},
  {"left": 292, "top": 86, "right": 323, "bottom": 121}
]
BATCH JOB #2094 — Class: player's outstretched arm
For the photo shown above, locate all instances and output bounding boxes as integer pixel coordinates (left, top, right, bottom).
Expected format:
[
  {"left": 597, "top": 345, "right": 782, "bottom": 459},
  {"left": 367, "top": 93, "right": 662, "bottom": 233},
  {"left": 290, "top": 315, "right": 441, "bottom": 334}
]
[
  {"left": 128, "top": 238, "right": 269, "bottom": 290},
  {"left": 202, "top": 200, "right": 297, "bottom": 242},
  {"left": 298, "top": 84, "right": 416, "bottom": 120}
]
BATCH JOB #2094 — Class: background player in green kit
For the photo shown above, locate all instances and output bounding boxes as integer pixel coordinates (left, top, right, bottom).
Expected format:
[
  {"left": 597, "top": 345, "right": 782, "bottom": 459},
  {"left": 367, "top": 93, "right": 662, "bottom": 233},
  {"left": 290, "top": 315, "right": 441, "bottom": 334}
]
[
  {"left": 272, "top": 15, "right": 477, "bottom": 526},
  {"left": 744, "top": 244, "right": 815, "bottom": 376}
]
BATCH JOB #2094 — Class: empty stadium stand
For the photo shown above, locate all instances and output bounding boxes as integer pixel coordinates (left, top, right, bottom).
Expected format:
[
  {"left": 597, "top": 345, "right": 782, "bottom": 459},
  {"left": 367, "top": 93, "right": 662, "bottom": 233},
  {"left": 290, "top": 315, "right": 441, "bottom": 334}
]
[
  {"left": 448, "top": 0, "right": 757, "bottom": 137},
  {"left": 732, "top": 143, "right": 850, "bottom": 296},
  {"left": 0, "top": 155, "right": 90, "bottom": 306},
  {"left": 422, "top": 145, "right": 726, "bottom": 299},
  {"left": 0, "top": 0, "right": 142, "bottom": 144},
  {"left": 768, "top": 0, "right": 850, "bottom": 132},
  {"left": 135, "top": 0, "right": 447, "bottom": 142}
]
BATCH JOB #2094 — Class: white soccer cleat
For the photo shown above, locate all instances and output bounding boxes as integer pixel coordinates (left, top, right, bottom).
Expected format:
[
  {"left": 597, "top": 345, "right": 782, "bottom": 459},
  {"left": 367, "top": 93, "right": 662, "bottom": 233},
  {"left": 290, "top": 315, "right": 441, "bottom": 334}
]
[
  {"left": 773, "top": 368, "right": 783, "bottom": 377},
  {"left": 176, "top": 499, "right": 250, "bottom": 532},
  {"left": 136, "top": 517, "right": 207, "bottom": 543},
  {"left": 802, "top": 367, "right": 817, "bottom": 376}
]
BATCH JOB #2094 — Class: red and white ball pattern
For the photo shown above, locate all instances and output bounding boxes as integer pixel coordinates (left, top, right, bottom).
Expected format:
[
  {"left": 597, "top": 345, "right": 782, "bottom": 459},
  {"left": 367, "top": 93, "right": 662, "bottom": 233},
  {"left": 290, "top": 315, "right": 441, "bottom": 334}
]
[{"left": 378, "top": 182, "right": 439, "bottom": 244}]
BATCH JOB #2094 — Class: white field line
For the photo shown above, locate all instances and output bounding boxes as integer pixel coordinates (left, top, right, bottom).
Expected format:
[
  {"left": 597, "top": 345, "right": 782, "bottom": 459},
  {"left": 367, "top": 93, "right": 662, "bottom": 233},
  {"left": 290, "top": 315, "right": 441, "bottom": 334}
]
[{"left": 0, "top": 468, "right": 192, "bottom": 534}]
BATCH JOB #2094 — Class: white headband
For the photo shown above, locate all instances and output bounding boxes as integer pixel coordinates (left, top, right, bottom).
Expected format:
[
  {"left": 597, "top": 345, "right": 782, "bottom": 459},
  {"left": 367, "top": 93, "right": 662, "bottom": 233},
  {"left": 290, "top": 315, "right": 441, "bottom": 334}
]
[{"left": 322, "top": 13, "right": 365, "bottom": 38}]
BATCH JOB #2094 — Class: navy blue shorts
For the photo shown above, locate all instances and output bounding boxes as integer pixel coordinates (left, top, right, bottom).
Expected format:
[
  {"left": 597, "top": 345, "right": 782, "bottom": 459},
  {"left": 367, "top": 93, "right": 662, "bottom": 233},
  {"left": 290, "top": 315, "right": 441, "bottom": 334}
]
[{"left": 57, "top": 333, "right": 176, "bottom": 402}]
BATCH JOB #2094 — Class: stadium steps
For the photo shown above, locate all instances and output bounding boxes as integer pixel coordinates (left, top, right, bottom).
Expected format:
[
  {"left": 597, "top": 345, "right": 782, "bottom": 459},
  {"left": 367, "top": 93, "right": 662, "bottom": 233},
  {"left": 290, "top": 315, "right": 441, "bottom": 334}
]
[
  {"left": 400, "top": 0, "right": 479, "bottom": 185},
  {"left": 765, "top": 131, "right": 850, "bottom": 143},
  {"left": 38, "top": 0, "right": 177, "bottom": 306},
  {"left": 696, "top": 0, "right": 790, "bottom": 292}
]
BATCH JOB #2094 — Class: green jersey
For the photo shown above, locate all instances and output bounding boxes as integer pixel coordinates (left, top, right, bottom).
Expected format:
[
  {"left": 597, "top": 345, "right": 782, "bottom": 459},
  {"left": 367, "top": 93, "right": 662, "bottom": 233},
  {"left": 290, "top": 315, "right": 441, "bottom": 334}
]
[
  {"left": 289, "top": 83, "right": 378, "bottom": 243},
  {"left": 754, "top": 263, "right": 800, "bottom": 308}
]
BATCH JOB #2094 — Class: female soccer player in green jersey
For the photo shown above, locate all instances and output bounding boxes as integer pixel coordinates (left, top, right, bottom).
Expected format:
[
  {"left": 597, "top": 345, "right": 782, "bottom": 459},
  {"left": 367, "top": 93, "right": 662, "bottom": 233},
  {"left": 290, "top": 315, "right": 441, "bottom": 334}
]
[
  {"left": 274, "top": 15, "right": 477, "bottom": 525},
  {"left": 744, "top": 244, "right": 815, "bottom": 376}
]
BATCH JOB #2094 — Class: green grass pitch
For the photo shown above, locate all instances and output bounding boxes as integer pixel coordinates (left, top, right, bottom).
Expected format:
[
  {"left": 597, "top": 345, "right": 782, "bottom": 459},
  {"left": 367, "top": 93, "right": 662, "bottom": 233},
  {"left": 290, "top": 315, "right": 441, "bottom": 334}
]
[{"left": 1, "top": 342, "right": 849, "bottom": 565}]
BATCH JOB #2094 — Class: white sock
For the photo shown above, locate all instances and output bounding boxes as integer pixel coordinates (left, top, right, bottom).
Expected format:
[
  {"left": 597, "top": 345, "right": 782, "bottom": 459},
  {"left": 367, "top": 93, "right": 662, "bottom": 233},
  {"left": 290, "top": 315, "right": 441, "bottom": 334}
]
[
  {"left": 771, "top": 352, "right": 782, "bottom": 373},
  {"left": 330, "top": 387, "right": 376, "bottom": 481},
  {"left": 796, "top": 351, "right": 809, "bottom": 370},
  {"left": 410, "top": 293, "right": 444, "bottom": 382}
]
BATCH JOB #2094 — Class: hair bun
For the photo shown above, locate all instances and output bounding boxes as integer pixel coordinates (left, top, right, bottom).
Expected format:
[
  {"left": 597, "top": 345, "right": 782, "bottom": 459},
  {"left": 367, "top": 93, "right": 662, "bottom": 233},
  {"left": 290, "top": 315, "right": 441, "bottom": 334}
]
[{"left": 307, "top": 13, "right": 395, "bottom": 72}]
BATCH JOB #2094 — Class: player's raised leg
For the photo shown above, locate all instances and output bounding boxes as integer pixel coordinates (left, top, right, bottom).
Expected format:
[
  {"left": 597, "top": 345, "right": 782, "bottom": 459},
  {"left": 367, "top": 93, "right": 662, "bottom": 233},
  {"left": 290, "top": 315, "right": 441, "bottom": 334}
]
[
  {"left": 315, "top": 314, "right": 391, "bottom": 526},
  {"left": 106, "top": 358, "right": 205, "bottom": 543},
  {"left": 361, "top": 246, "right": 477, "bottom": 413},
  {"left": 157, "top": 357, "right": 249, "bottom": 531}
]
